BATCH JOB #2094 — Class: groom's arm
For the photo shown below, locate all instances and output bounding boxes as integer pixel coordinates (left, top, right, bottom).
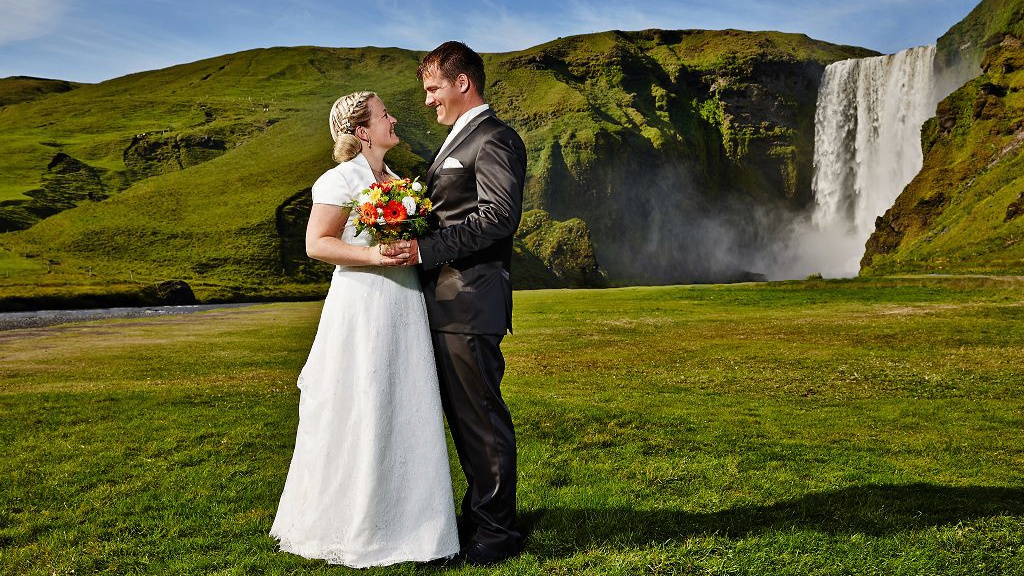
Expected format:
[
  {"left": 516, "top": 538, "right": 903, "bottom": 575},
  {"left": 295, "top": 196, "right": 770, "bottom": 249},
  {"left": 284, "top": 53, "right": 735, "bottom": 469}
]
[{"left": 417, "top": 130, "right": 526, "bottom": 269}]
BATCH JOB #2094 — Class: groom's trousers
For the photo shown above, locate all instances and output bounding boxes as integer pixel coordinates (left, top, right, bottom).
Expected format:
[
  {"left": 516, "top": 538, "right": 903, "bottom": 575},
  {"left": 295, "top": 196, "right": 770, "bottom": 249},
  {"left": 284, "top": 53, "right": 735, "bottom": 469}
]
[{"left": 431, "top": 330, "right": 521, "bottom": 551}]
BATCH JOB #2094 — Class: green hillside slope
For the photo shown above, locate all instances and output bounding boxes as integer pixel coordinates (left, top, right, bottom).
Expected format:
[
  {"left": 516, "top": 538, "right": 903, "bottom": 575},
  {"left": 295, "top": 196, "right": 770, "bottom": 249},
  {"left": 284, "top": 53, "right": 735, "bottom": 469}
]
[
  {"left": 0, "top": 76, "right": 82, "bottom": 107},
  {"left": 937, "top": 0, "right": 1024, "bottom": 71},
  {"left": 0, "top": 31, "right": 872, "bottom": 305},
  {"left": 0, "top": 47, "right": 447, "bottom": 303},
  {"left": 862, "top": 1, "right": 1024, "bottom": 275}
]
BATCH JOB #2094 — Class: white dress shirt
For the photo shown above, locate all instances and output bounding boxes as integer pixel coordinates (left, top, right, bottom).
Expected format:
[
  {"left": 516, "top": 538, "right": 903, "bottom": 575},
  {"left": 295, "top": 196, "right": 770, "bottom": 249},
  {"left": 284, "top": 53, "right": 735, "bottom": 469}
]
[{"left": 437, "top": 103, "right": 490, "bottom": 159}]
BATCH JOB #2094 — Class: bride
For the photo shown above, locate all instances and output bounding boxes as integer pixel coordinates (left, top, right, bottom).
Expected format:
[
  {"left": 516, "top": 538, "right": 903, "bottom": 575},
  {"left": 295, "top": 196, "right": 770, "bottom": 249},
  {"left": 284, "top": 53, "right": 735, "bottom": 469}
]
[{"left": 270, "top": 91, "right": 459, "bottom": 567}]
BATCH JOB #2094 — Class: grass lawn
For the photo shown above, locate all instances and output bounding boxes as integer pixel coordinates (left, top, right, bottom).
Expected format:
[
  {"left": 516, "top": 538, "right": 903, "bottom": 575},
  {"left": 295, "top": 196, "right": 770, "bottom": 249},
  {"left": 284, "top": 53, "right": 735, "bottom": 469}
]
[{"left": 2, "top": 277, "right": 1023, "bottom": 575}]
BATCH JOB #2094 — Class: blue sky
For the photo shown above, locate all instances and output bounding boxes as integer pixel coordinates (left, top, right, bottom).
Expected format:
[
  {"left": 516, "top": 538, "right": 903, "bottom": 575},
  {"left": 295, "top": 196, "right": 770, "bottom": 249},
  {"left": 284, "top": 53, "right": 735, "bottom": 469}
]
[{"left": 1, "top": 0, "right": 983, "bottom": 84}]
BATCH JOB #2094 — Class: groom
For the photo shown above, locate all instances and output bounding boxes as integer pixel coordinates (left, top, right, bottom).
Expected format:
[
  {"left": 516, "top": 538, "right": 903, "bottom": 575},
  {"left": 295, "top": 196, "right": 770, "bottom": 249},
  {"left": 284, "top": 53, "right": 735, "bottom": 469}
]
[{"left": 387, "top": 41, "right": 527, "bottom": 565}]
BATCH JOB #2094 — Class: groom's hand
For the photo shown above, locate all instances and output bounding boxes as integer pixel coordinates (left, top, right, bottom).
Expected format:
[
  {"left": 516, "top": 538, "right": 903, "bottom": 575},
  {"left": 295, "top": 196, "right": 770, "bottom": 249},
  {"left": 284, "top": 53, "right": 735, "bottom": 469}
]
[
  {"left": 380, "top": 240, "right": 419, "bottom": 266},
  {"left": 403, "top": 240, "right": 419, "bottom": 266}
]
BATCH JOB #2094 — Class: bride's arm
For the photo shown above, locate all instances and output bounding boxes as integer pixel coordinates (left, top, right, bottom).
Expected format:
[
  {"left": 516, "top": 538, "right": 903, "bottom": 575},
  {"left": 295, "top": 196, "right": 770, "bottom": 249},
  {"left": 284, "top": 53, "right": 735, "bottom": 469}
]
[{"left": 305, "top": 204, "right": 407, "bottom": 267}]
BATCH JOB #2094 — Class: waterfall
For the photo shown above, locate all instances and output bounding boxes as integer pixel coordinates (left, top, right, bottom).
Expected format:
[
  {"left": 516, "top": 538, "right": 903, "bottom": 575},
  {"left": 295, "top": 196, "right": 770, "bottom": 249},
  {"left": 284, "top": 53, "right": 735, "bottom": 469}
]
[{"left": 804, "top": 45, "right": 938, "bottom": 277}]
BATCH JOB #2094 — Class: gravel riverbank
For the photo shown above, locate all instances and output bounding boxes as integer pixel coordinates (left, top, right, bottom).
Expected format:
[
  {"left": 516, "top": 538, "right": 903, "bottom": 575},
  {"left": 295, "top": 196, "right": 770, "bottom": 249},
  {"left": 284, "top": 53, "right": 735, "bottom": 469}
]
[{"left": 0, "top": 303, "right": 257, "bottom": 331}]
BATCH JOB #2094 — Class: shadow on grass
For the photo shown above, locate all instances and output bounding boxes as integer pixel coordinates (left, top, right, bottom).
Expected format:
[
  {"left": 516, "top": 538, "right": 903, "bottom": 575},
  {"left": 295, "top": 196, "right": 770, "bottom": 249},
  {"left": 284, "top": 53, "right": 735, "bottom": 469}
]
[{"left": 523, "top": 483, "right": 1024, "bottom": 557}]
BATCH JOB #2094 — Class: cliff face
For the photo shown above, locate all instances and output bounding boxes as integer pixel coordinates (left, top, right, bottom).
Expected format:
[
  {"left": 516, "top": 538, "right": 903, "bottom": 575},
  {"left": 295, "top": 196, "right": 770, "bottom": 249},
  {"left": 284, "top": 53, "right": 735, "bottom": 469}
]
[
  {"left": 861, "top": 1, "right": 1024, "bottom": 275},
  {"left": 936, "top": 0, "right": 1024, "bottom": 92},
  {"left": 489, "top": 30, "right": 874, "bottom": 282},
  {"left": 0, "top": 32, "right": 871, "bottom": 300}
]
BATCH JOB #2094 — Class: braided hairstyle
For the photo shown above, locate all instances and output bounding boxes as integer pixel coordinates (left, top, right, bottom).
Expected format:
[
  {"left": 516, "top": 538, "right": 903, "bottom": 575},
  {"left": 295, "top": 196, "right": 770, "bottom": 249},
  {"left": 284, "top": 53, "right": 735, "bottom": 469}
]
[{"left": 328, "top": 91, "right": 377, "bottom": 163}]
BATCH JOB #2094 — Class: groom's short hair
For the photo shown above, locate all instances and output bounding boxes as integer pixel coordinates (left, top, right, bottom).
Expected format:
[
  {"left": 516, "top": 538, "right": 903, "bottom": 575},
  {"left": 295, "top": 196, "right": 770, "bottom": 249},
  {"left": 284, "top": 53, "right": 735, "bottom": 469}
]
[{"left": 418, "top": 41, "right": 485, "bottom": 97}]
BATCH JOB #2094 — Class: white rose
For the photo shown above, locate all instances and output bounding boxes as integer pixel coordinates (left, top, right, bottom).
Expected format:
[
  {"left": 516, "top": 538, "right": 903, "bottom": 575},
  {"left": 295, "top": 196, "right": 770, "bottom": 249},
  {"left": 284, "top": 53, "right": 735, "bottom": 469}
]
[
  {"left": 358, "top": 193, "right": 371, "bottom": 204},
  {"left": 411, "top": 181, "right": 423, "bottom": 192},
  {"left": 377, "top": 217, "right": 386, "bottom": 225},
  {"left": 402, "top": 196, "right": 417, "bottom": 216}
]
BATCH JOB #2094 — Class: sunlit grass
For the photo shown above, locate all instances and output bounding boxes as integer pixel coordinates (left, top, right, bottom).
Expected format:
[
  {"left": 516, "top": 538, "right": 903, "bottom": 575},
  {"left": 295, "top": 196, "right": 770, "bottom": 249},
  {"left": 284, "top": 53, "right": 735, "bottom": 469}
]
[{"left": 2, "top": 277, "right": 1023, "bottom": 575}]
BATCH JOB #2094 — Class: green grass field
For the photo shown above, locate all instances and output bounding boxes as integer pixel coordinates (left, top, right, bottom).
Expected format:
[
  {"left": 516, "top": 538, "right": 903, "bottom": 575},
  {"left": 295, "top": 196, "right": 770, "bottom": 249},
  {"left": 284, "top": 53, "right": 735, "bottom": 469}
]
[{"left": 2, "top": 277, "right": 1023, "bottom": 575}]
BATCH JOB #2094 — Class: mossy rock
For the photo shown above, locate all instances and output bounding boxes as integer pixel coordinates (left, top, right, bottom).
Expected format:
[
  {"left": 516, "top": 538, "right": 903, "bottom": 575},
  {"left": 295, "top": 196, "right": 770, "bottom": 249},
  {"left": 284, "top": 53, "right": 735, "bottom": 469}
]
[{"left": 514, "top": 210, "right": 606, "bottom": 288}]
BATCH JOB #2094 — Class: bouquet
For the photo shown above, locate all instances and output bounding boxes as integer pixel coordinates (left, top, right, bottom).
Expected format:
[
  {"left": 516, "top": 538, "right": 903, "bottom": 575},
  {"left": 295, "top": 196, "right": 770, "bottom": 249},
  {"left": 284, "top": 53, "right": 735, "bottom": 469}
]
[{"left": 348, "top": 178, "right": 432, "bottom": 244}]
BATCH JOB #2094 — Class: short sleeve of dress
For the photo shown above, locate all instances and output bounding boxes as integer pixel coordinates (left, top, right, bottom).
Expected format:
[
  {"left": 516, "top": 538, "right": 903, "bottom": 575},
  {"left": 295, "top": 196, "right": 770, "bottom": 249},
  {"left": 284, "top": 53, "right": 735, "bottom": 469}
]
[{"left": 311, "top": 167, "right": 356, "bottom": 207}]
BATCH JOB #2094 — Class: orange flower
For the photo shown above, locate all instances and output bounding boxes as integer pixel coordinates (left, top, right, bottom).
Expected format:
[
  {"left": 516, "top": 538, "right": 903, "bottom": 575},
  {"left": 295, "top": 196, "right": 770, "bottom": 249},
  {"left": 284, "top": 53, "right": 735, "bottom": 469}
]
[
  {"left": 358, "top": 202, "right": 377, "bottom": 225},
  {"left": 382, "top": 200, "right": 406, "bottom": 224}
]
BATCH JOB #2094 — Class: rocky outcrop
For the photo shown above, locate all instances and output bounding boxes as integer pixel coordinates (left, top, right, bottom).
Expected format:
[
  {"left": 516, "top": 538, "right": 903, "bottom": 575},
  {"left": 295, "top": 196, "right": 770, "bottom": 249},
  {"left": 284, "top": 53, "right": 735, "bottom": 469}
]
[
  {"left": 275, "top": 187, "right": 333, "bottom": 283},
  {"left": 862, "top": 33, "right": 1024, "bottom": 275},
  {"left": 143, "top": 280, "right": 197, "bottom": 305},
  {"left": 124, "top": 132, "right": 229, "bottom": 179},
  {"left": 0, "top": 153, "right": 108, "bottom": 232},
  {"left": 39, "top": 153, "right": 109, "bottom": 204},
  {"left": 514, "top": 210, "right": 606, "bottom": 288}
]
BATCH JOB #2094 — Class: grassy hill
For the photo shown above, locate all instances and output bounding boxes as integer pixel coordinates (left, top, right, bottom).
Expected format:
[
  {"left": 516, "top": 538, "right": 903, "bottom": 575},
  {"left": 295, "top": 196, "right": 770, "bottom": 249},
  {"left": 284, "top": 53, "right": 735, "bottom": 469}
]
[
  {"left": 0, "top": 46, "right": 442, "bottom": 304},
  {"left": 0, "top": 76, "right": 82, "bottom": 107},
  {"left": 862, "top": 0, "right": 1024, "bottom": 275},
  {"left": 0, "top": 32, "right": 873, "bottom": 306}
]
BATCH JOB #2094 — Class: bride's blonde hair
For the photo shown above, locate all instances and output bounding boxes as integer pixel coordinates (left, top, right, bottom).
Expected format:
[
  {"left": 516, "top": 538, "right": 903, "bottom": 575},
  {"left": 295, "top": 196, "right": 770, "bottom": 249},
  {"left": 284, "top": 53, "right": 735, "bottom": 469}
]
[{"left": 328, "top": 91, "right": 376, "bottom": 163}]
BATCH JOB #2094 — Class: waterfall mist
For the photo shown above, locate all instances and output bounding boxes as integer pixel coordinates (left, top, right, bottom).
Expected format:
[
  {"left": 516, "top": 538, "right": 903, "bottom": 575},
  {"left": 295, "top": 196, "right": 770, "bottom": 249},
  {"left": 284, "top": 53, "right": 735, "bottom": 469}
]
[{"left": 590, "top": 162, "right": 801, "bottom": 284}]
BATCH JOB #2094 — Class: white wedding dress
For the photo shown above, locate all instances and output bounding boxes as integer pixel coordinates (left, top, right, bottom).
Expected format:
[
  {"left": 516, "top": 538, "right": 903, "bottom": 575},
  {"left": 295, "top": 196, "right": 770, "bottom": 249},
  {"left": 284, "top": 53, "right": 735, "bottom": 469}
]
[{"left": 270, "top": 154, "right": 459, "bottom": 567}]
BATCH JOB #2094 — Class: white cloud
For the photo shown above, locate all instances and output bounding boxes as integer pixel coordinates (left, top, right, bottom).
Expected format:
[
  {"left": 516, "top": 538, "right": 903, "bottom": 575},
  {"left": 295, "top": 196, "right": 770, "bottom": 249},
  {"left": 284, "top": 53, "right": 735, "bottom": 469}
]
[
  {"left": 367, "top": 0, "right": 461, "bottom": 49},
  {"left": 461, "top": 1, "right": 567, "bottom": 52},
  {"left": 377, "top": 0, "right": 587, "bottom": 53},
  {"left": 0, "top": 0, "right": 67, "bottom": 45}
]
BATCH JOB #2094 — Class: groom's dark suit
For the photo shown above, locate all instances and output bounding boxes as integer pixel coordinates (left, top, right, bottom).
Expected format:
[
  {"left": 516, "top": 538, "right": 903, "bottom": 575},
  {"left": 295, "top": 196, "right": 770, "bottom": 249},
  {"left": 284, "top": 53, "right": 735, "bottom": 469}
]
[{"left": 417, "top": 108, "right": 526, "bottom": 553}]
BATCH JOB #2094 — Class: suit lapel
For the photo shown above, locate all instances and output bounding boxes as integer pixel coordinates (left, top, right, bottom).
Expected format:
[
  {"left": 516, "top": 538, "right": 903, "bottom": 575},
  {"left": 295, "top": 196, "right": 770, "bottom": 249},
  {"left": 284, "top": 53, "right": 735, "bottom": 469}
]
[{"left": 426, "top": 109, "right": 495, "bottom": 184}]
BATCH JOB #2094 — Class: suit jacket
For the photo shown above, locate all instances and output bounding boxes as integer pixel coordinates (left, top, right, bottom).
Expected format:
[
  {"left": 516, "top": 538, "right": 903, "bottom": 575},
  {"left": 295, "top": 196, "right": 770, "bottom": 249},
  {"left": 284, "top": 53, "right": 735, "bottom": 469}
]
[{"left": 417, "top": 109, "right": 527, "bottom": 335}]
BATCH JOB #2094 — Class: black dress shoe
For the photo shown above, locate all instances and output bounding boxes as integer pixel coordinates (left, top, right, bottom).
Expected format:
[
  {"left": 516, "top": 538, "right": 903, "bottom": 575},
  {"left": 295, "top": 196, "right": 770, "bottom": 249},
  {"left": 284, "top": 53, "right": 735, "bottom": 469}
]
[{"left": 465, "top": 541, "right": 521, "bottom": 566}]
